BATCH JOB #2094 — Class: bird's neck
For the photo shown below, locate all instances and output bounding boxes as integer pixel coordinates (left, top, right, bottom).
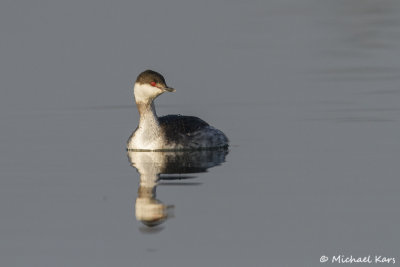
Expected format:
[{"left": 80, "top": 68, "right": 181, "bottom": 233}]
[{"left": 136, "top": 100, "right": 160, "bottom": 130}]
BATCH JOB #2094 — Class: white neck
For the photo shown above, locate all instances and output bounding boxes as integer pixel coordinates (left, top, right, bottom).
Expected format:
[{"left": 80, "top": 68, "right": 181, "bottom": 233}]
[
  {"left": 134, "top": 101, "right": 161, "bottom": 142},
  {"left": 128, "top": 83, "right": 165, "bottom": 150},
  {"left": 136, "top": 101, "right": 158, "bottom": 126}
]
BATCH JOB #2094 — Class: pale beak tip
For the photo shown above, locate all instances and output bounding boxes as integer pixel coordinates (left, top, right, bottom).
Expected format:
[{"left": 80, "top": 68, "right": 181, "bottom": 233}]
[{"left": 165, "top": 87, "right": 176, "bottom": 92}]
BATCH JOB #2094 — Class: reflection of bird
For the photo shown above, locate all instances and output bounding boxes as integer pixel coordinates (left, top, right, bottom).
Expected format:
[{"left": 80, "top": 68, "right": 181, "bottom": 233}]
[
  {"left": 127, "top": 70, "right": 229, "bottom": 151},
  {"left": 135, "top": 184, "right": 174, "bottom": 228},
  {"left": 128, "top": 149, "right": 228, "bottom": 228}
]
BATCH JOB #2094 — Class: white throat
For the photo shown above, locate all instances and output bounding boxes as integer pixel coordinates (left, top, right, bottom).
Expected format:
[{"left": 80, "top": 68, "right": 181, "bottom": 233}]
[{"left": 134, "top": 82, "right": 162, "bottom": 104}]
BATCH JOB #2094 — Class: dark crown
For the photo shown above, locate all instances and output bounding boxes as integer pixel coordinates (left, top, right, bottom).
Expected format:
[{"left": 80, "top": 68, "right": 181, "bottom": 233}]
[{"left": 136, "top": 70, "right": 167, "bottom": 86}]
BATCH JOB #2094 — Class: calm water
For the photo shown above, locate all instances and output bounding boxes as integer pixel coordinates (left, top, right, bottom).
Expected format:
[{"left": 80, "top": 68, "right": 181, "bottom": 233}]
[{"left": 1, "top": 0, "right": 400, "bottom": 266}]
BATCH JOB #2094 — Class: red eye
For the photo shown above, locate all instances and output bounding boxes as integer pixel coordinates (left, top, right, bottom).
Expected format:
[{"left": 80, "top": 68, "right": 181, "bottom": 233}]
[{"left": 150, "top": 81, "right": 156, "bottom": 87}]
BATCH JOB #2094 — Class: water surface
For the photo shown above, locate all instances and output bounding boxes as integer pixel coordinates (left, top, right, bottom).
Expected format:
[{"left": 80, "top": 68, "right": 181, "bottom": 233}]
[{"left": 1, "top": 0, "right": 400, "bottom": 266}]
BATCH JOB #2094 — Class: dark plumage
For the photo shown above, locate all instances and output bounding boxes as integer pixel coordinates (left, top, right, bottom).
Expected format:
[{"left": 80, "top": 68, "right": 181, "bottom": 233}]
[
  {"left": 136, "top": 70, "right": 168, "bottom": 86},
  {"left": 159, "top": 115, "right": 209, "bottom": 144}
]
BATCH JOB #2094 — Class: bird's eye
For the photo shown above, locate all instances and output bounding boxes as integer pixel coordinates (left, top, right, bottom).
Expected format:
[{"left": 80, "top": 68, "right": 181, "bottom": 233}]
[{"left": 150, "top": 82, "right": 156, "bottom": 87}]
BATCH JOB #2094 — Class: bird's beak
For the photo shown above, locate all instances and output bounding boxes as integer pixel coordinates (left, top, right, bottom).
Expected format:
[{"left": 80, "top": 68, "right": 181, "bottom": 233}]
[{"left": 163, "top": 87, "right": 176, "bottom": 92}]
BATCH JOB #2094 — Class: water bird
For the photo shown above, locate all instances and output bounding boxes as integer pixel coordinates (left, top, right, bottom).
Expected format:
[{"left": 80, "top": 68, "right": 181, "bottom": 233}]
[{"left": 127, "top": 70, "right": 229, "bottom": 151}]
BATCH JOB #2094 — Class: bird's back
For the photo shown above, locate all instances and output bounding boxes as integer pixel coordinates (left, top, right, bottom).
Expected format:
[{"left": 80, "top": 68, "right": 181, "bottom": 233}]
[
  {"left": 159, "top": 115, "right": 209, "bottom": 135},
  {"left": 159, "top": 115, "right": 228, "bottom": 150}
]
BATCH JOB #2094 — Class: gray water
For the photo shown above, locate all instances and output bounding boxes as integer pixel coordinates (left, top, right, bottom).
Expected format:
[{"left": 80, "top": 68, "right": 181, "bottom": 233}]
[{"left": 1, "top": 0, "right": 400, "bottom": 266}]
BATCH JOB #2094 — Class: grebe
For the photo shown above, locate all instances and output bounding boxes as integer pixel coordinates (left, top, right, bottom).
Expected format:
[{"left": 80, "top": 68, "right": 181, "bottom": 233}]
[{"left": 127, "top": 70, "right": 229, "bottom": 151}]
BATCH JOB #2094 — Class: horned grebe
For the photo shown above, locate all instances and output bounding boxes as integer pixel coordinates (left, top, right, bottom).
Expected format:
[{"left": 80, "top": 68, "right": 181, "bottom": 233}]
[{"left": 127, "top": 70, "right": 229, "bottom": 151}]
